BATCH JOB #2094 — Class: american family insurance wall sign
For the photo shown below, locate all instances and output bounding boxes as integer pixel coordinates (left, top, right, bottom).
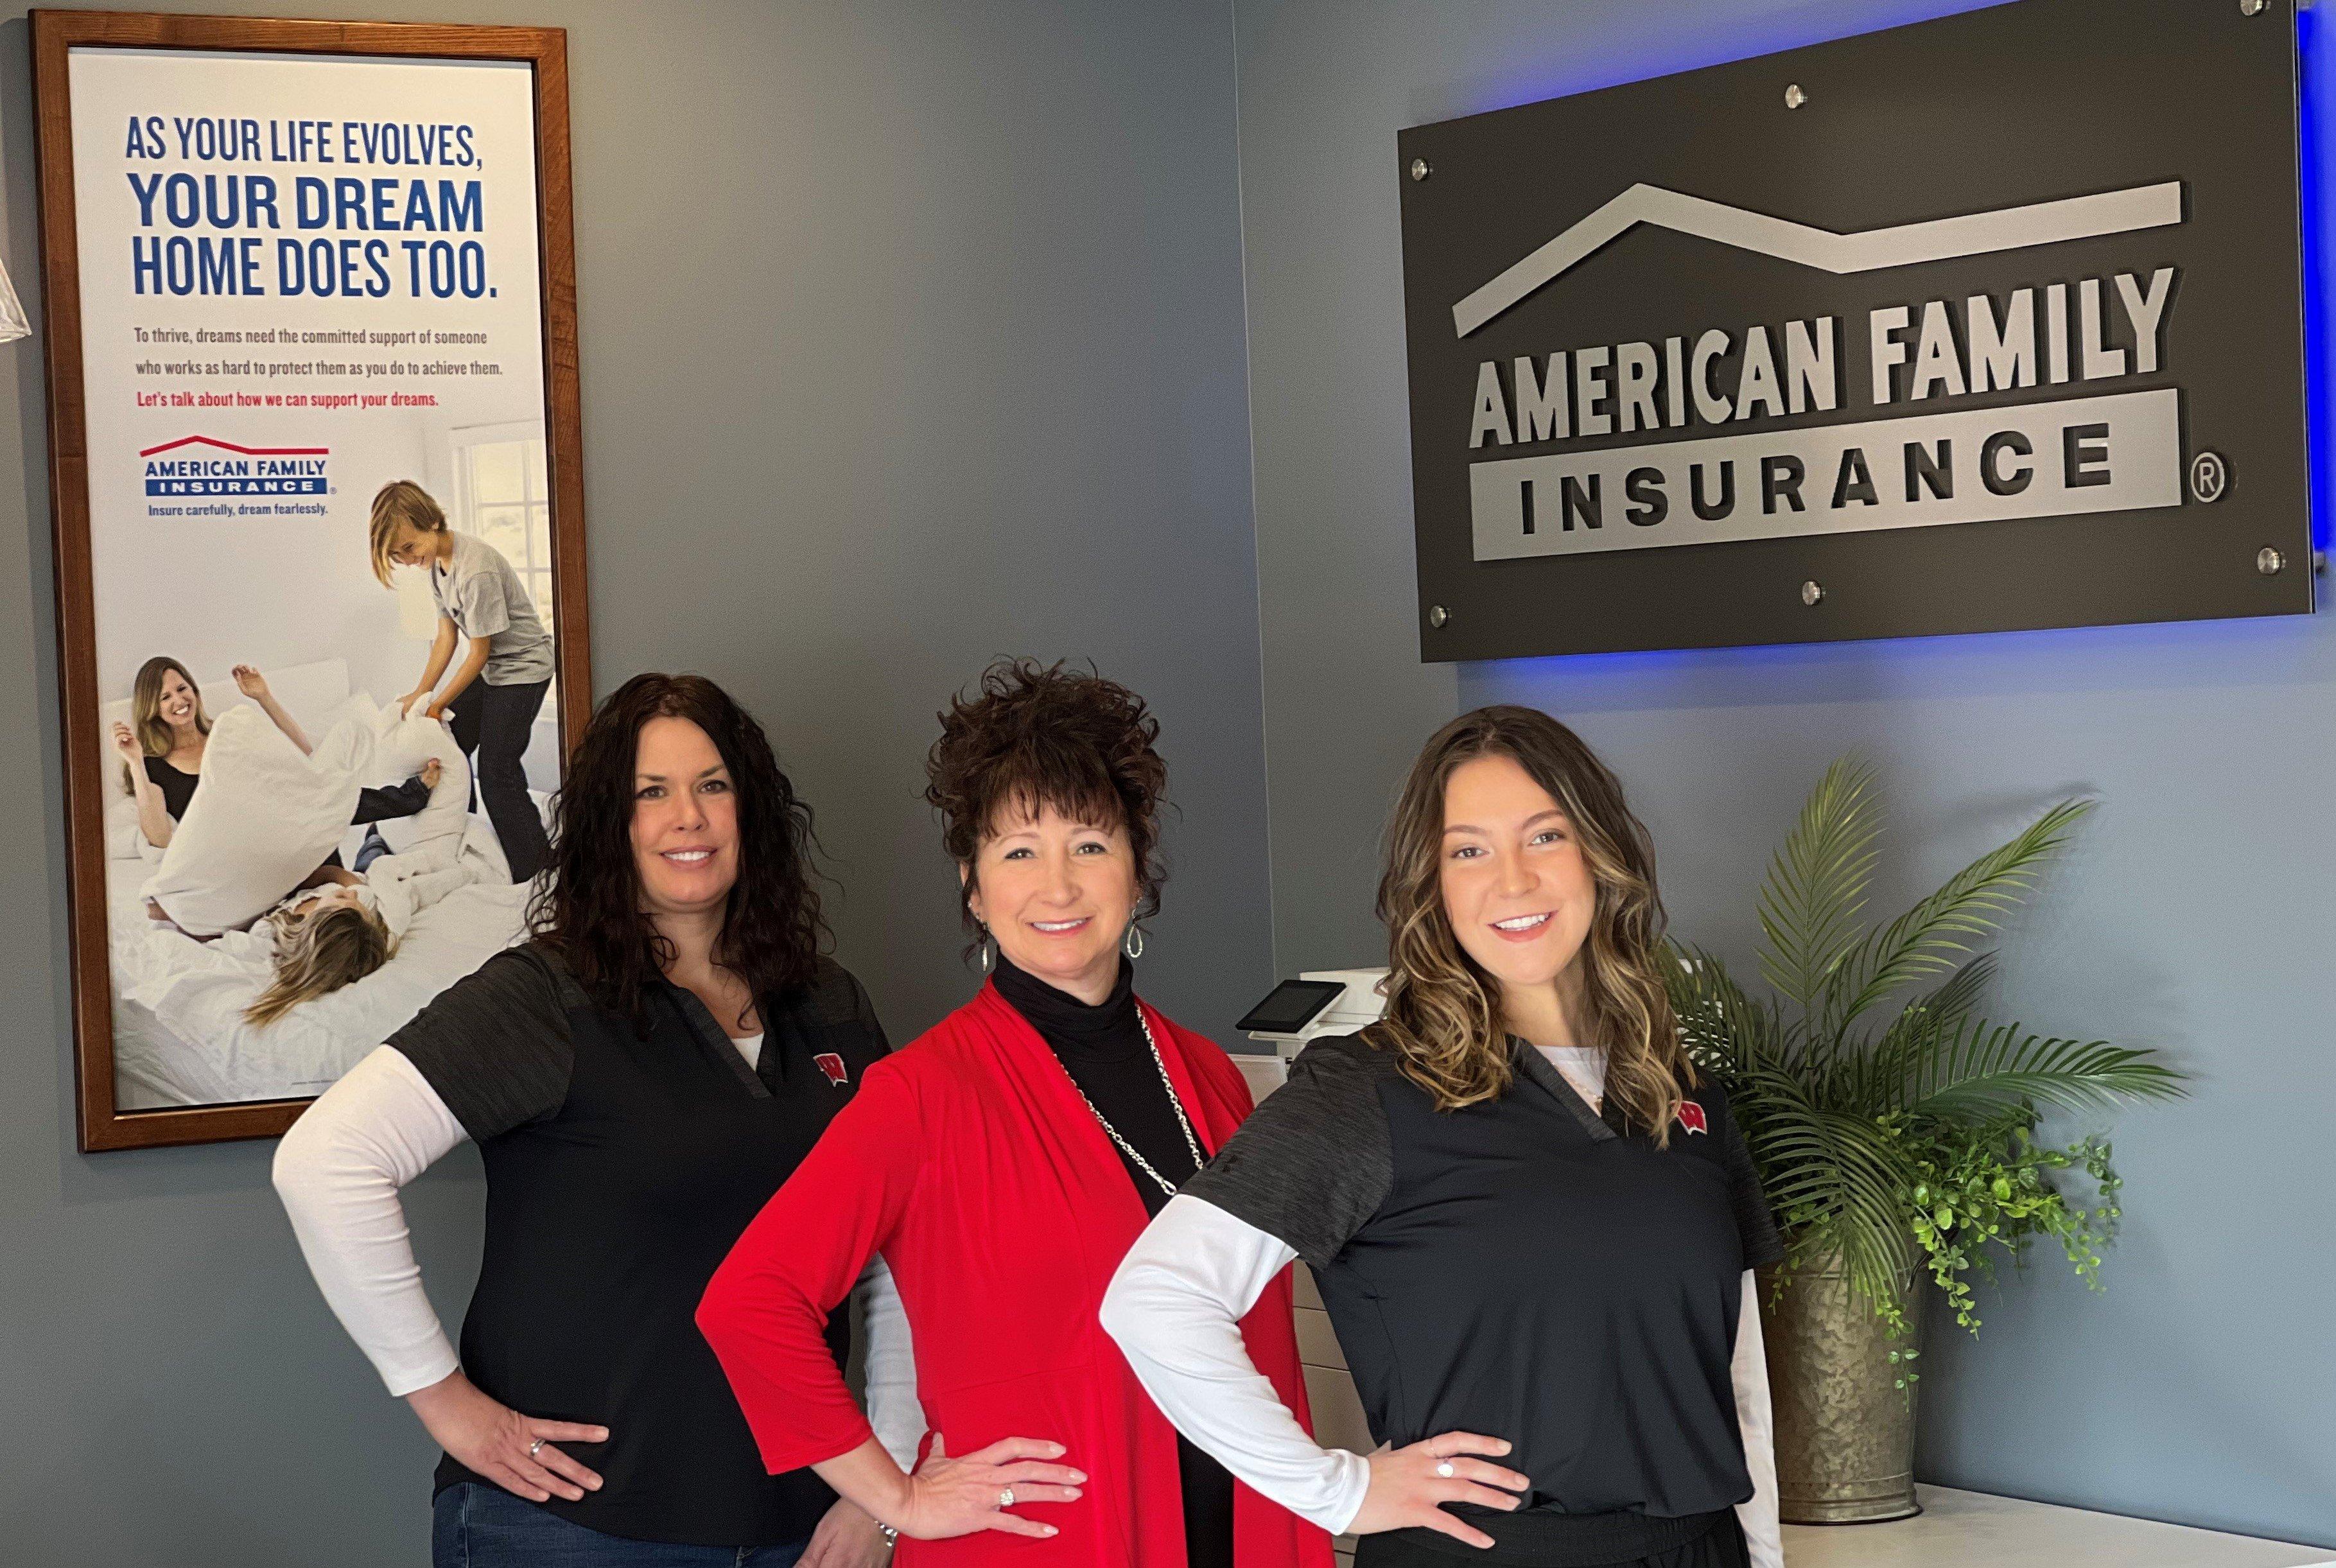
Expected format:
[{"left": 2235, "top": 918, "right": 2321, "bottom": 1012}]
[{"left": 1396, "top": 0, "right": 2311, "bottom": 661}]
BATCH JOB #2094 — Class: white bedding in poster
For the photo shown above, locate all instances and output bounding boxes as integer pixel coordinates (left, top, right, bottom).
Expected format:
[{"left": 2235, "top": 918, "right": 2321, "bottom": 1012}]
[{"left": 64, "top": 46, "right": 564, "bottom": 1115}]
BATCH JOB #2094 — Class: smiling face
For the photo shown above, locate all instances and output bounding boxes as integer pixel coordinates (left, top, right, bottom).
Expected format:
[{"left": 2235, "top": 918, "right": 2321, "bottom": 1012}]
[
  {"left": 155, "top": 667, "right": 201, "bottom": 735},
  {"left": 385, "top": 520, "right": 446, "bottom": 570},
  {"left": 630, "top": 715, "right": 741, "bottom": 921},
  {"left": 964, "top": 800, "right": 1137, "bottom": 1004},
  {"left": 1438, "top": 753, "right": 1598, "bottom": 1002}
]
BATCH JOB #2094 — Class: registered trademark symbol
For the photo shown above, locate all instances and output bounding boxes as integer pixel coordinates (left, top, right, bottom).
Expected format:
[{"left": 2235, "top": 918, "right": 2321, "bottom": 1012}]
[{"left": 2190, "top": 451, "right": 2229, "bottom": 504}]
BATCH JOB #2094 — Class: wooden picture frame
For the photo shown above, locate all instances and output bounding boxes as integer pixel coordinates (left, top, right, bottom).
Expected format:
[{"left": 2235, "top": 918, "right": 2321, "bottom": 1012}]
[{"left": 31, "top": 11, "right": 590, "bottom": 1151}]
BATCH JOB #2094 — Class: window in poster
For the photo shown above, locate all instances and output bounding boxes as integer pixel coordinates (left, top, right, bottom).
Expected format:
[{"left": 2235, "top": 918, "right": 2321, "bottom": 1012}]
[{"left": 31, "top": 13, "right": 590, "bottom": 1152}]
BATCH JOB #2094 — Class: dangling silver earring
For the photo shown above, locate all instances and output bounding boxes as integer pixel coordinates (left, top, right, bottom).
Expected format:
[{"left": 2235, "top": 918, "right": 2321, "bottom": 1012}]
[
  {"left": 1122, "top": 923, "right": 1145, "bottom": 960},
  {"left": 979, "top": 925, "right": 995, "bottom": 974}
]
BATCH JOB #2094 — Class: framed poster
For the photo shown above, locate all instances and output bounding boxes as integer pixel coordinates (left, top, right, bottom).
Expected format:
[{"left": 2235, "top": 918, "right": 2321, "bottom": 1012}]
[
  {"left": 1397, "top": 0, "right": 2311, "bottom": 661},
  {"left": 31, "top": 12, "right": 590, "bottom": 1151}
]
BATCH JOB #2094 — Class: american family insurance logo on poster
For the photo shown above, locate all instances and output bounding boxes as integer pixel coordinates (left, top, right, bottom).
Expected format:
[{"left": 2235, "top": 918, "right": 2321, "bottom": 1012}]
[
  {"left": 1458, "top": 184, "right": 2190, "bottom": 562},
  {"left": 139, "top": 434, "right": 330, "bottom": 518}
]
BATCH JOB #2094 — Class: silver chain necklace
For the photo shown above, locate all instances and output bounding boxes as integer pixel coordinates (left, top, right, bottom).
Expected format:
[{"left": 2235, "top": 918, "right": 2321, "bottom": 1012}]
[{"left": 1059, "top": 1009, "right": 1208, "bottom": 1198}]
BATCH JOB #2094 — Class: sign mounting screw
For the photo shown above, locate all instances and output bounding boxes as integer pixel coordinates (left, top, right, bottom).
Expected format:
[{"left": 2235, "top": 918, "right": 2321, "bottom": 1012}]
[
  {"left": 2257, "top": 546, "right": 2287, "bottom": 576},
  {"left": 1427, "top": 604, "right": 1450, "bottom": 628},
  {"left": 1800, "top": 580, "right": 1825, "bottom": 607},
  {"left": 1409, "top": 157, "right": 1432, "bottom": 182},
  {"left": 2240, "top": 0, "right": 2266, "bottom": 15},
  {"left": 1784, "top": 83, "right": 1808, "bottom": 109}
]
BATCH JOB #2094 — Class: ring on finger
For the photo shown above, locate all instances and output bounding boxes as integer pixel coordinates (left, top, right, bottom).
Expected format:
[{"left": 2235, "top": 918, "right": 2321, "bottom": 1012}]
[
  {"left": 528, "top": 1438, "right": 546, "bottom": 1459},
  {"left": 997, "top": 1486, "right": 1015, "bottom": 1510},
  {"left": 1434, "top": 1460, "right": 1454, "bottom": 1478}
]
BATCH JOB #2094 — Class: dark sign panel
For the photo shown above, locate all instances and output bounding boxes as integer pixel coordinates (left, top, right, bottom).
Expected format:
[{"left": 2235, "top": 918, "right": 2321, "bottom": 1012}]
[{"left": 1397, "top": 0, "right": 2310, "bottom": 661}]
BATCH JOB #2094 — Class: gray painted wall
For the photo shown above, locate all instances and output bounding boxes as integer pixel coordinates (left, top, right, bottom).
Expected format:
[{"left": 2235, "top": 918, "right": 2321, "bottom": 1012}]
[
  {"left": 9, "top": 0, "right": 2331, "bottom": 1555},
  {"left": 0, "top": 2, "right": 1266, "bottom": 1560},
  {"left": 1233, "top": 0, "right": 2336, "bottom": 1549}
]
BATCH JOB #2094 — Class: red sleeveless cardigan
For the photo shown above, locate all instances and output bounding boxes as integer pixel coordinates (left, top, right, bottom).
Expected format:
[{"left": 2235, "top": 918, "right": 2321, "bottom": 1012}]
[{"left": 699, "top": 981, "right": 1332, "bottom": 1568}]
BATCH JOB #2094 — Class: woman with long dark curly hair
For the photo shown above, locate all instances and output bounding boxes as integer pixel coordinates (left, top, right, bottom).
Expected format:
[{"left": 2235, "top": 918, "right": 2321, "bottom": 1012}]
[
  {"left": 697, "top": 659, "right": 1330, "bottom": 1568},
  {"left": 275, "top": 673, "right": 921, "bottom": 1568},
  {"left": 1103, "top": 706, "right": 1786, "bottom": 1568}
]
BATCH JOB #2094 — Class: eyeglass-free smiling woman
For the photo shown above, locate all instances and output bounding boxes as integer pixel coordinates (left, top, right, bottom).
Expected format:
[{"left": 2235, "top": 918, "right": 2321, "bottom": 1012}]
[
  {"left": 696, "top": 659, "right": 1331, "bottom": 1568},
  {"left": 275, "top": 674, "right": 917, "bottom": 1567},
  {"left": 1102, "top": 706, "right": 1785, "bottom": 1568}
]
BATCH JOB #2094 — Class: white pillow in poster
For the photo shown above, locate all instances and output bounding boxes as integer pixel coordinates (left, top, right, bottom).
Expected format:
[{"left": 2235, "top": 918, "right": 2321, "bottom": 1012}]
[
  {"left": 366, "top": 705, "right": 470, "bottom": 869},
  {"left": 142, "top": 704, "right": 359, "bottom": 936},
  {"left": 105, "top": 792, "right": 153, "bottom": 862}
]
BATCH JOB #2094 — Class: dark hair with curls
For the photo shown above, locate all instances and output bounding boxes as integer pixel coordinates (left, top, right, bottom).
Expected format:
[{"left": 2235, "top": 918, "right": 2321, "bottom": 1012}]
[
  {"left": 924, "top": 658, "right": 1169, "bottom": 946},
  {"left": 527, "top": 673, "right": 828, "bottom": 1026}
]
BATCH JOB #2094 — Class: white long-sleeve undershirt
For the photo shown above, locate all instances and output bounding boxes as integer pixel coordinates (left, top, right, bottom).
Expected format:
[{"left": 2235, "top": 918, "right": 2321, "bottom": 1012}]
[
  {"left": 272, "top": 1044, "right": 925, "bottom": 1469},
  {"left": 1100, "top": 1194, "right": 1783, "bottom": 1567}
]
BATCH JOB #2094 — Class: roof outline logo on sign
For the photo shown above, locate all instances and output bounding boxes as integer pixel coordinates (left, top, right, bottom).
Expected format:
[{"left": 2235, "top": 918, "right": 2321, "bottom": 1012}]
[
  {"left": 137, "top": 435, "right": 330, "bottom": 460},
  {"left": 140, "top": 434, "right": 331, "bottom": 499},
  {"left": 1452, "top": 181, "right": 2186, "bottom": 338}
]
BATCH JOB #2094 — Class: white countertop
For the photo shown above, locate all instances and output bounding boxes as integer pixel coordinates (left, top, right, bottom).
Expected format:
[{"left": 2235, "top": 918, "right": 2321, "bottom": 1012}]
[{"left": 1780, "top": 1486, "right": 2335, "bottom": 1568}]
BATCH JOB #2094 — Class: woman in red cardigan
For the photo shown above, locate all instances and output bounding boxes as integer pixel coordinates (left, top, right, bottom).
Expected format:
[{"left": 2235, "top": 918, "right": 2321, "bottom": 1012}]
[{"left": 699, "top": 659, "right": 1328, "bottom": 1568}]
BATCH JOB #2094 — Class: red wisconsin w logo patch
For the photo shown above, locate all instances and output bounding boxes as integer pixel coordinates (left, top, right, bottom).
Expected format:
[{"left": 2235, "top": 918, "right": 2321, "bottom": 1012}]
[
  {"left": 813, "top": 1053, "right": 849, "bottom": 1087},
  {"left": 1677, "top": 1101, "right": 1709, "bottom": 1136}
]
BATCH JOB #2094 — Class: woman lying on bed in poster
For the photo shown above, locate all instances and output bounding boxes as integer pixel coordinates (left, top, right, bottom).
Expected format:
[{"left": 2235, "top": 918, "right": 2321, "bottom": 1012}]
[
  {"left": 111, "top": 654, "right": 437, "bottom": 856},
  {"left": 219, "top": 844, "right": 480, "bottom": 1029}
]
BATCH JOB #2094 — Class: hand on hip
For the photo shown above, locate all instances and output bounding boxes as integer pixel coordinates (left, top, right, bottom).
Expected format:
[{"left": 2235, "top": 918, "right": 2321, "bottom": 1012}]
[
  {"left": 1349, "top": 1432, "right": 1530, "bottom": 1549},
  {"left": 896, "top": 1433, "right": 1086, "bottom": 1542},
  {"left": 405, "top": 1368, "right": 608, "bottom": 1505}
]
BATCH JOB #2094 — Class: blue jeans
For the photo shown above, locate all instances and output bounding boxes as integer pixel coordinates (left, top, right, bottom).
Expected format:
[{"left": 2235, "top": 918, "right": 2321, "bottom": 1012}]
[{"left": 432, "top": 1483, "right": 811, "bottom": 1567}]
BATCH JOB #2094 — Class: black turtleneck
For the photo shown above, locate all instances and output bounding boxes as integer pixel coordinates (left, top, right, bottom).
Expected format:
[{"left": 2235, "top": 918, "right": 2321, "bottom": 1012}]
[{"left": 991, "top": 952, "right": 1235, "bottom": 1568}]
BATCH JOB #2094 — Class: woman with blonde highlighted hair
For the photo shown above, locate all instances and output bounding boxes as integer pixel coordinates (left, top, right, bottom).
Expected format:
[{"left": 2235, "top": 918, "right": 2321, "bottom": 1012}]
[
  {"left": 1104, "top": 706, "right": 1787, "bottom": 1568},
  {"left": 112, "top": 655, "right": 213, "bottom": 850},
  {"left": 110, "top": 654, "right": 437, "bottom": 859},
  {"left": 245, "top": 885, "right": 395, "bottom": 1028}
]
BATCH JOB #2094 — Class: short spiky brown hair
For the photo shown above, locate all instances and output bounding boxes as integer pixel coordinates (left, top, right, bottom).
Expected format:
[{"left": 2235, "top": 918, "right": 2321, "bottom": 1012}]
[{"left": 924, "top": 658, "right": 1169, "bottom": 941}]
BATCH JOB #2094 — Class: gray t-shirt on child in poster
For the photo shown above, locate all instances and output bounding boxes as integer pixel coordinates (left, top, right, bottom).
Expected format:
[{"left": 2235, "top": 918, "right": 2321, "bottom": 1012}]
[{"left": 430, "top": 530, "right": 555, "bottom": 685}]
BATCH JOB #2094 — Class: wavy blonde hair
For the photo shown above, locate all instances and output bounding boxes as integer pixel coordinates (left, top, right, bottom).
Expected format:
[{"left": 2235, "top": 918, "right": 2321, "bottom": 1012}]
[
  {"left": 1367, "top": 706, "right": 1692, "bottom": 1142},
  {"left": 121, "top": 655, "right": 211, "bottom": 793},
  {"left": 244, "top": 899, "right": 394, "bottom": 1029}
]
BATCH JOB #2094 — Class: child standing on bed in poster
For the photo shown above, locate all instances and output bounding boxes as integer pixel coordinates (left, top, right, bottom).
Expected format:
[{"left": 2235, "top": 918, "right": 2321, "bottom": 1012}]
[{"left": 369, "top": 480, "right": 553, "bottom": 884}]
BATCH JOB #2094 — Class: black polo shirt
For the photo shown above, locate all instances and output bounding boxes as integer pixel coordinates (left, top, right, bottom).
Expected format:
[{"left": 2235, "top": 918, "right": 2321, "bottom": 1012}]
[
  {"left": 1183, "top": 1032, "right": 1782, "bottom": 1550},
  {"left": 388, "top": 940, "right": 891, "bottom": 1547}
]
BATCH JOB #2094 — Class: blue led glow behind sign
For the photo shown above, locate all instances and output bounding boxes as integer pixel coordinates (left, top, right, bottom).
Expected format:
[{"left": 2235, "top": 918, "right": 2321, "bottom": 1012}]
[{"left": 1397, "top": 0, "right": 2314, "bottom": 663}]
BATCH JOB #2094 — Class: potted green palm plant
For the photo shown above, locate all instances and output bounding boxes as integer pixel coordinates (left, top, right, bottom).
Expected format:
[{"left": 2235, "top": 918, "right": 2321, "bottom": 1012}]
[{"left": 1665, "top": 759, "right": 2182, "bottom": 1525}]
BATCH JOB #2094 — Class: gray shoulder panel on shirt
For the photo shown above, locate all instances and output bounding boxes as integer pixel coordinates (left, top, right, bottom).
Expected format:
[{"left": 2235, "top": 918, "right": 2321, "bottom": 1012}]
[
  {"left": 1180, "top": 1031, "right": 1398, "bottom": 1271},
  {"left": 1703, "top": 1082, "right": 1788, "bottom": 1271},
  {"left": 388, "top": 942, "right": 577, "bottom": 1144},
  {"left": 801, "top": 955, "right": 887, "bottom": 1044}
]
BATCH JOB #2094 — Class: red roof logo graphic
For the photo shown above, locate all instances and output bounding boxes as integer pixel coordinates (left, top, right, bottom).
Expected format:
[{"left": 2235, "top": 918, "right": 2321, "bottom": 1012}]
[{"left": 139, "top": 435, "right": 329, "bottom": 458}]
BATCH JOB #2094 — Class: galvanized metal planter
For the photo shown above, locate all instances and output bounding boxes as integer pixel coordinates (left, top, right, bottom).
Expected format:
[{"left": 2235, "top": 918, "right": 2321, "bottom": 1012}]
[{"left": 1761, "top": 1257, "right": 1923, "bottom": 1524}]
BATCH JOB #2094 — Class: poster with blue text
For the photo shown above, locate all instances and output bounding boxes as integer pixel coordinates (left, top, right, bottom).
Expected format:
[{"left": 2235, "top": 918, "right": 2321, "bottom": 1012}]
[{"left": 39, "top": 21, "right": 587, "bottom": 1149}]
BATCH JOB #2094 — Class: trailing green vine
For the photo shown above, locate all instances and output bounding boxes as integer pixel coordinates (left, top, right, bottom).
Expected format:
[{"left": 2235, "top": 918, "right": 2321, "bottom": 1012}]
[{"left": 1668, "top": 758, "right": 2179, "bottom": 1340}]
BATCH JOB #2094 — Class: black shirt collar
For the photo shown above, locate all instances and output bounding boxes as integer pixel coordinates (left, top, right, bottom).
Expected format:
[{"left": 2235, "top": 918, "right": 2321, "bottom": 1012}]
[
  {"left": 653, "top": 977, "right": 774, "bottom": 1098},
  {"left": 1511, "top": 1036, "right": 1618, "bottom": 1142},
  {"left": 991, "top": 950, "right": 1141, "bottom": 1061}
]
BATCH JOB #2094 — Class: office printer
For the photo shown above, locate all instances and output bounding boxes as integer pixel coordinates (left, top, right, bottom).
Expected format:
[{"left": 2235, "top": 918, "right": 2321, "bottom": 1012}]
[{"left": 1236, "top": 968, "right": 1389, "bottom": 1059}]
